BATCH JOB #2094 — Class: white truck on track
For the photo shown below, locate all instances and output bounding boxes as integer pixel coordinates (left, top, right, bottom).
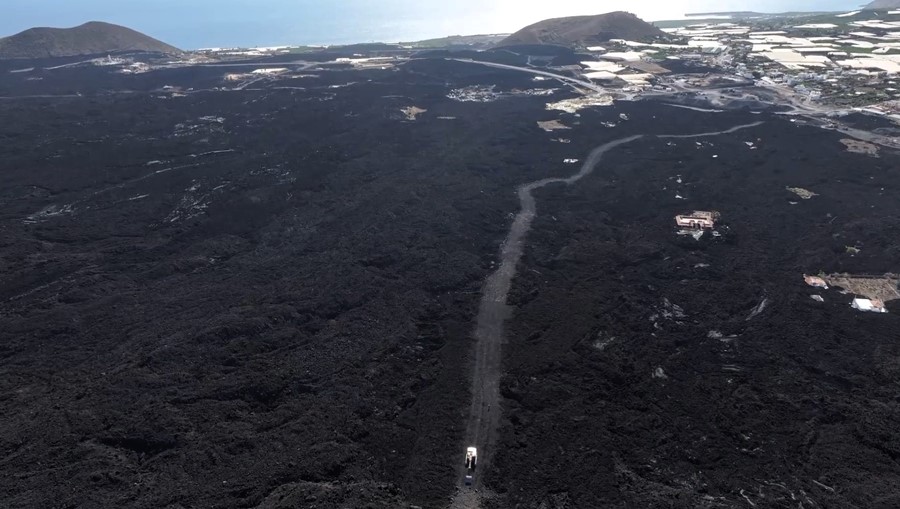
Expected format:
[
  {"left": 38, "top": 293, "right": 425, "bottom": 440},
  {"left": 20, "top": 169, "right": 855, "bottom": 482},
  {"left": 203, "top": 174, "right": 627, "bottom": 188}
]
[
  {"left": 465, "top": 447, "right": 477, "bottom": 470},
  {"left": 464, "top": 446, "right": 477, "bottom": 486}
]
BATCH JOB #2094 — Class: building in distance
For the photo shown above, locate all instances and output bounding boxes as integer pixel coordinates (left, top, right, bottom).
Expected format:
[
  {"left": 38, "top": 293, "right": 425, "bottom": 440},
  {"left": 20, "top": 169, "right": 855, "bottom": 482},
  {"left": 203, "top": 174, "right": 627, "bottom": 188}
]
[{"left": 675, "top": 210, "right": 720, "bottom": 229}]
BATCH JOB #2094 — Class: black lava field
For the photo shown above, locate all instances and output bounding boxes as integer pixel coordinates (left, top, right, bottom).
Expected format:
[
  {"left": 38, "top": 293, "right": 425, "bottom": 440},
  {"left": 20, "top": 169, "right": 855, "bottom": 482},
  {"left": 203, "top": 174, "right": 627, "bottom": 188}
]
[{"left": 1, "top": 54, "right": 899, "bottom": 509}]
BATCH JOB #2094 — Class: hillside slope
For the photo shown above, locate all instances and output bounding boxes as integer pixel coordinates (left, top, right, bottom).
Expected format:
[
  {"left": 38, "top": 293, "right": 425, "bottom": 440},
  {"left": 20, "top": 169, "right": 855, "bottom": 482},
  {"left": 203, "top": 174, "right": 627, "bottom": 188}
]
[
  {"left": 864, "top": 0, "right": 900, "bottom": 8},
  {"left": 0, "top": 21, "right": 180, "bottom": 59},
  {"left": 499, "top": 11, "right": 666, "bottom": 48}
]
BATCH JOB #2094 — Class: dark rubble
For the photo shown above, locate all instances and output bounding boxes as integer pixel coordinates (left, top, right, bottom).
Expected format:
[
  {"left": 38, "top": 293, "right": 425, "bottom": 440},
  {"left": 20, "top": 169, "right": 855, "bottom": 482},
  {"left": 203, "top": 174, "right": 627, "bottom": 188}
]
[
  {"left": 0, "top": 57, "right": 550, "bottom": 508},
  {"left": 0, "top": 54, "right": 898, "bottom": 509},
  {"left": 492, "top": 104, "right": 900, "bottom": 508}
]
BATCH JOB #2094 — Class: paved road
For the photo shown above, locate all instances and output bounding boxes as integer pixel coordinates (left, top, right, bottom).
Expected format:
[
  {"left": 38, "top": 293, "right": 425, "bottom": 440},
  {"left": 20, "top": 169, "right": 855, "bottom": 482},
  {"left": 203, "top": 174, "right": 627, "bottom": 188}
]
[
  {"left": 450, "top": 120, "right": 764, "bottom": 509},
  {"left": 175, "top": 60, "right": 318, "bottom": 69},
  {"left": 656, "top": 78, "right": 900, "bottom": 150},
  {"left": 447, "top": 58, "right": 609, "bottom": 94}
]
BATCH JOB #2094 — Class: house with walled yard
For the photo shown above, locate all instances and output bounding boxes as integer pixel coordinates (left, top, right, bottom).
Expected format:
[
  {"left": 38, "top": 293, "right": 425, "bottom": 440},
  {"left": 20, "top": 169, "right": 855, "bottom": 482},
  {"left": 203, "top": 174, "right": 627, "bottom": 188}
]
[{"left": 675, "top": 210, "right": 720, "bottom": 229}]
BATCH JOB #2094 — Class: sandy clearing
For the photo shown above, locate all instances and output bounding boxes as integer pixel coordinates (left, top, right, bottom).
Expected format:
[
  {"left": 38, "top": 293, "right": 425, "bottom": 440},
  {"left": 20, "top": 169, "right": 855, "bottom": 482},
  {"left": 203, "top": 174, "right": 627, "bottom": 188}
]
[
  {"left": 840, "top": 138, "right": 879, "bottom": 156},
  {"left": 400, "top": 106, "right": 426, "bottom": 120},
  {"left": 537, "top": 120, "right": 570, "bottom": 131}
]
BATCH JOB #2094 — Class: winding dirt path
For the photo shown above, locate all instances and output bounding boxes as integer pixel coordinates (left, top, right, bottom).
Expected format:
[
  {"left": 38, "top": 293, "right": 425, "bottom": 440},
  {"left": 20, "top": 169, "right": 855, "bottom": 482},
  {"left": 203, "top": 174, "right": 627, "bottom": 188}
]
[{"left": 449, "top": 121, "right": 764, "bottom": 508}]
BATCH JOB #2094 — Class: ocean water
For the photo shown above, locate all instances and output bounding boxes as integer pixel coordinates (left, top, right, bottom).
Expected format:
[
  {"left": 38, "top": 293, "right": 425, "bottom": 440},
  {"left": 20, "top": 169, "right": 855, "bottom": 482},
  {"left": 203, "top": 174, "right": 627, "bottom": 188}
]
[{"left": 3, "top": 0, "right": 487, "bottom": 49}]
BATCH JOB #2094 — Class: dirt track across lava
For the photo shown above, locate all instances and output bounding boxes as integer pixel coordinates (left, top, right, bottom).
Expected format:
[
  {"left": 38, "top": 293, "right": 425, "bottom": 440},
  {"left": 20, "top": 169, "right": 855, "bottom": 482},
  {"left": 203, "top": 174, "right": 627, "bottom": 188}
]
[{"left": 452, "top": 121, "right": 764, "bottom": 508}]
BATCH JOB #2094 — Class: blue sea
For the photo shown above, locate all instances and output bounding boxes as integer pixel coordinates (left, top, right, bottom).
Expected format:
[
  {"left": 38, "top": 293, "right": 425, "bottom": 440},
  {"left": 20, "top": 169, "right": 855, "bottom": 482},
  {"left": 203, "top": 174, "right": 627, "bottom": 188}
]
[{"left": 3, "top": 0, "right": 483, "bottom": 49}]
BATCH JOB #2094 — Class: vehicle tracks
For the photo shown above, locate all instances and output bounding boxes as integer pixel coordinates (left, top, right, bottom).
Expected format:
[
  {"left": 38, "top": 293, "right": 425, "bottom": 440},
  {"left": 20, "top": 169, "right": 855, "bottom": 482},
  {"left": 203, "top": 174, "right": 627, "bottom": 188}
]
[{"left": 450, "top": 120, "right": 764, "bottom": 508}]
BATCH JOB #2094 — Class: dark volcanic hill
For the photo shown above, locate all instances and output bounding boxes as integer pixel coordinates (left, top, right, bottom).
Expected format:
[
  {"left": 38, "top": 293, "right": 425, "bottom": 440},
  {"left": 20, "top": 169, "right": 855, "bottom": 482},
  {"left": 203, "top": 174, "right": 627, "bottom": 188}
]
[
  {"left": 864, "top": 0, "right": 900, "bottom": 8},
  {"left": 499, "top": 11, "right": 666, "bottom": 48},
  {"left": 0, "top": 21, "right": 180, "bottom": 59}
]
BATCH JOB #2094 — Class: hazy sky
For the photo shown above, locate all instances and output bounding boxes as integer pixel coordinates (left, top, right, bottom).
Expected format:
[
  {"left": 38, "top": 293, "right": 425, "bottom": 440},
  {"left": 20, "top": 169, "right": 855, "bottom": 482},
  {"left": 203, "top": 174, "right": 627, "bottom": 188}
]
[{"left": 3, "top": 0, "right": 863, "bottom": 49}]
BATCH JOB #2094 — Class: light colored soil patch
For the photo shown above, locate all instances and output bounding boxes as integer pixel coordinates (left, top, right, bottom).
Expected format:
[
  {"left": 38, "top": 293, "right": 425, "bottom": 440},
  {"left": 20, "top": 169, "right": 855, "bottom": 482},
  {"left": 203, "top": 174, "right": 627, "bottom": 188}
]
[
  {"left": 786, "top": 187, "right": 818, "bottom": 199},
  {"left": 447, "top": 85, "right": 501, "bottom": 102},
  {"left": 841, "top": 138, "right": 879, "bottom": 156},
  {"left": 825, "top": 273, "right": 900, "bottom": 303},
  {"left": 627, "top": 61, "right": 671, "bottom": 74},
  {"left": 400, "top": 106, "right": 426, "bottom": 121},
  {"left": 546, "top": 94, "right": 614, "bottom": 113},
  {"left": 537, "top": 120, "right": 571, "bottom": 132},
  {"left": 510, "top": 88, "right": 556, "bottom": 97}
]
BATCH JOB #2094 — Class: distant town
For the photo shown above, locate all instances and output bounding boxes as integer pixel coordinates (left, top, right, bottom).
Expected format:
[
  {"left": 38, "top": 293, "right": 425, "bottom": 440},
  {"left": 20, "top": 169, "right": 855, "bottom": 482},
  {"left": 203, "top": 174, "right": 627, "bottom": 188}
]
[
  {"left": 607, "top": 9, "right": 900, "bottom": 114},
  {"left": 177, "top": 10, "right": 900, "bottom": 122}
]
